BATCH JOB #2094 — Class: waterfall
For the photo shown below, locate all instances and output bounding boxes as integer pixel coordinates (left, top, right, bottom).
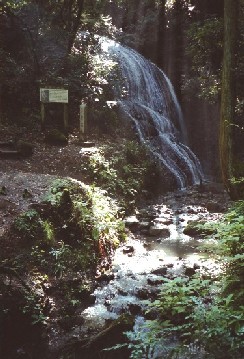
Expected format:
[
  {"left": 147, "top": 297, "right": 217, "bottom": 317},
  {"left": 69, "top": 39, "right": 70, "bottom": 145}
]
[{"left": 100, "top": 38, "right": 203, "bottom": 188}]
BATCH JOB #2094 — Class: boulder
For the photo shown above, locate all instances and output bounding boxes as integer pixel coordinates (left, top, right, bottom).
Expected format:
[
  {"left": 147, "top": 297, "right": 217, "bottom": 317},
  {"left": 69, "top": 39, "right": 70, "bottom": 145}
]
[
  {"left": 206, "top": 201, "right": 225, "bottom": 213},
  {"left": 183, "top": 220, "right": 216, "bottom": 237},
  {"left": 149, "top": 224, "right": 170, "bottom": 237},
  {"left": 183, "top": 220, "right": 203, "bottom": 236},
  {"left": 69, "top": 314, "right": 134, "bottom": 359},
  {"left": 45, "top": 129, "right": 68, "bottom": 146},
  {"left": 124, "top": 215, "right": 140, "bottom": 231},
  {"left": 151, "top": 266, "right": 168, "bottom": 276}
]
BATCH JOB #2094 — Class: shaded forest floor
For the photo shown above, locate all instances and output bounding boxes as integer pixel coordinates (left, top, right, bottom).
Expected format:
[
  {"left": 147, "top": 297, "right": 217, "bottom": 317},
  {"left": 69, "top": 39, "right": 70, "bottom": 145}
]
[
  {"left": 0, "top": 124, "right": 96, "bottom": 179},
  {"left": 0, "top": 124, "right": 101, "bottom": 240}
]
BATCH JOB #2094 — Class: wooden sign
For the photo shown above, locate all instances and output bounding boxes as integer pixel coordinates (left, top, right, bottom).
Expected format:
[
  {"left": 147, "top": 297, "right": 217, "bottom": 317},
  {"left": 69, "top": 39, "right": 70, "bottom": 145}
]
[
  {"left": 40, "top": 88, "right": 69, "bottom": 130},
  {"left": 40, "top": 88, "right": 68, "bottom": 103}
]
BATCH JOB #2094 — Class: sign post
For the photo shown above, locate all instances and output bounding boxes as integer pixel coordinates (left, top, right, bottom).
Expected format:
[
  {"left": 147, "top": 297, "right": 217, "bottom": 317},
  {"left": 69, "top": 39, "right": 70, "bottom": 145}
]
[
  {"left": 64, "top": 103, "right": 68, "bottom": 131},
  {"left": 40, "top": 88, "right": 69, "bottom": 130},
  {"left": 79, "top": 101, "right": 87, "bottom": 141},
  {"left": 40, "top": 102, "right": 46, "bottom": 130}
]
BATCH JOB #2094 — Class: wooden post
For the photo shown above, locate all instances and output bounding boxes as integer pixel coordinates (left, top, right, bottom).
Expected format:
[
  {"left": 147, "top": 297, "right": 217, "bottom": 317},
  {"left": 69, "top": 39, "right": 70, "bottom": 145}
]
[
  {"left": 0, "top": 84, "right": 2, "bottom": 124},
  {"left": 41, "top": 102, "right": 46, "bottom": 130},
  {"left": 79, "top": 102, "right": 87, "bottom": 141},
  {"left": 64, "top": 103, "right": 68, "bottom": 131}
]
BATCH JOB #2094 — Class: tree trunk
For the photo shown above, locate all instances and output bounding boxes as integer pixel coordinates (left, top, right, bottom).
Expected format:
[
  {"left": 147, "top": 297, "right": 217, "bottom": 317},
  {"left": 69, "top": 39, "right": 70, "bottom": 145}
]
[
  {"left": 66, "top": 0, "right": 84, "bottom": 56},
  {"left": 171, "top": 0, "right": 185, "bottom": 100},
  {"left": 61, "top": 0, "right": 84, "bottom": 75},
  {"left": 157, "top": 0, "right": 166, "bottom": 69},
  {"left": 219, "top": 0, "right": 238, "bottom": 197}
]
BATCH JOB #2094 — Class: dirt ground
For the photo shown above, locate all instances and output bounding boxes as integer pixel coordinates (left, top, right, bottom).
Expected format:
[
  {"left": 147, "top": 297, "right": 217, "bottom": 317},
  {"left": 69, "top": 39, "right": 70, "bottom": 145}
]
[{"left": 0, "top": 124, "right": 97, "bottom": 237}]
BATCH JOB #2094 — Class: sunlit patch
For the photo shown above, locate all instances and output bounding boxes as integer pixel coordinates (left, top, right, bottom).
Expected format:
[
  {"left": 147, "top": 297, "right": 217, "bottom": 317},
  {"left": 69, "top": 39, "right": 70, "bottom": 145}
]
[
  {"left": 79, "top": 147, "right": 97, "bottom": 154},
  {"left": 82, "top": 304, "right": 118, "bottom": 327}
]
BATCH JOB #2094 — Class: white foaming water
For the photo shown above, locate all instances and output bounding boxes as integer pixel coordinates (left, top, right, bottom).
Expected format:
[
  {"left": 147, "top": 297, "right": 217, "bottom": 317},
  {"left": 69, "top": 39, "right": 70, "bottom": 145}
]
[{"left": 100, "top": 38, "right": 203, "bottom": 188}]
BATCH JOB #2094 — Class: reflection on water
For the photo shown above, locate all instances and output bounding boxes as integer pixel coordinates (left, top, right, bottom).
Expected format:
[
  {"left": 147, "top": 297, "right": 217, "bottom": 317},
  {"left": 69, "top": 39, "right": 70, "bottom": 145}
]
[{"left": 81, "top": 234, "right": 217, "bottom": 328}]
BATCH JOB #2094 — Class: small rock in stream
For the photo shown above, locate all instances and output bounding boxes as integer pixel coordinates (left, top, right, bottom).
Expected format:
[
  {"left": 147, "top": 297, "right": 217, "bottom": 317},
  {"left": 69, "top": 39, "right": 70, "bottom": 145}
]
[
  {"left": 193, "top": 263, "right": 201, "bottom": 270},
  {"left": 136, "top": 287, "right": 160, "bottom": 300},
  {"left": 118, "top": 288, "right": 128, "bottom": 296},
  {"left": 184, "top": 266, "right": 196, "bottom": 277},
  {"left": 122, "top": 245, "right": 135, "bottom": 254},
  {"left": 147, "top": 275, "right": 165, "bottom": 286},
  {"left": 151, "top": 266, "right": 168, "bottom": 276},
  {"left": 136, "top": 288, "right": 150, "bottom": 300},
  {"left": 128, "top": 304, "right": 141, "bottom": 315}
]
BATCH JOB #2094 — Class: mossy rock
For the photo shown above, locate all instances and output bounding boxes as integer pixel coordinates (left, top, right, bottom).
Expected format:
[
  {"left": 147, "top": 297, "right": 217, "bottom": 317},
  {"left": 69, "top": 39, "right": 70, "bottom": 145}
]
[
  {"left": 183, "top": 220, "right": 216, "bottom": 237},
  {"left": 45, "top": 129, "right": 68, "bottom": 146}
]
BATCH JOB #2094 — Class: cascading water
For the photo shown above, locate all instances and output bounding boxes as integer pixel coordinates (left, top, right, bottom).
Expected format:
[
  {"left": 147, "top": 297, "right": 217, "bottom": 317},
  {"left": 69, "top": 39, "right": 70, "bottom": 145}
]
[{"left": 100, "top": 38, "right": 203, "bottom": 188}]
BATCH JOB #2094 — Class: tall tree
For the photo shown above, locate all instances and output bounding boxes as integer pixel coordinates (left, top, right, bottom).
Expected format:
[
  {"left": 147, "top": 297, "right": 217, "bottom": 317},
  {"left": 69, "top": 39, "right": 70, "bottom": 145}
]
[
  {"left": 219, "top": 0, "right": 238, "bottom": 197},
  {"left": 67, "top": 0, "right": 85, "bottom": 55},
  {"left": 157, "top": 0, "right": 166, "bottom": 69}
]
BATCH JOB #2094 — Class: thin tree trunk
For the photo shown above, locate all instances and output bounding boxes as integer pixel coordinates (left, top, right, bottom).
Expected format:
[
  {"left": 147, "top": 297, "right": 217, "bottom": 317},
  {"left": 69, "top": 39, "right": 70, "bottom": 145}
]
[
  {"left": 61, "top": 0, "right": 84, "bottom": 75},
  {"left": 219, "top": 0, "right": 238, "bottom": 197},
  {"left": 157, "top": 0, "right": 166, "bottom": 69}
]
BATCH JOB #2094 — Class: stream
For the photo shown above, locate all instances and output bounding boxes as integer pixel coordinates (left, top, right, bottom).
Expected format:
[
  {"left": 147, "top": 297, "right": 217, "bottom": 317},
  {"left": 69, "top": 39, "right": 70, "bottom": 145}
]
[
  {"left": 56, "top": 183, "right": 230, "bottom": 358},
  {"left": 82, "top": 185, "right": 227, "bottom": 323}
]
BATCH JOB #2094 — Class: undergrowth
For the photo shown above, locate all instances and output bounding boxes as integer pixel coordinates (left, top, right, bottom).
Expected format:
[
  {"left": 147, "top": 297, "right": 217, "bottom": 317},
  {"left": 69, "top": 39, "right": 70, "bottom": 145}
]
[
  {"left": 0, "top": 178, "right": 125, "bottom": 327},
  {"left": 85, "top": 140, "right": 160, "bottom": 212}
]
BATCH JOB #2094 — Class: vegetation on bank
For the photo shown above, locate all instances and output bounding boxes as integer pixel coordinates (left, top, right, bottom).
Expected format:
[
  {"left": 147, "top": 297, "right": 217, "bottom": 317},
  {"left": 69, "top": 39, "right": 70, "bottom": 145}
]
[
  {"left": 0, "top": 176, "right": 126, "bottom": 356},
  {"left": 0, "top": 131, "right": 161, "bottom": 357},
  {"left": 85, "top": 140, "right": 162, "bottom": 211}
]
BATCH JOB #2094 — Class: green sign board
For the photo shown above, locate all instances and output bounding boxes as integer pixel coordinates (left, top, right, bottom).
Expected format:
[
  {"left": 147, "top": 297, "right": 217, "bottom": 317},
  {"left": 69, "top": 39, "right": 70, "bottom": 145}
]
[{"left": 40, "top": 88, "right": 68, "bottom": 103}]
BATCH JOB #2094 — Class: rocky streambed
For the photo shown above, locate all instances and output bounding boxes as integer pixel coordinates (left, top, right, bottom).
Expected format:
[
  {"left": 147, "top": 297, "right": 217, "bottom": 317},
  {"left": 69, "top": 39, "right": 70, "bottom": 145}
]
[{"left": 54, "top": 183, "right": 230, "bottom": 358}]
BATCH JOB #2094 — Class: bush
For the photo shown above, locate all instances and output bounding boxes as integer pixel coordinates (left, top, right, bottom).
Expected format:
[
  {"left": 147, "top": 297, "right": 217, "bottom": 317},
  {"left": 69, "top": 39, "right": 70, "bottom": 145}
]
[
  {"left": 29, "top": 178, "right": 125, "bottom": 275},
  {"left": 86, "top": 140, "right": 160, "bottom": 212},
  {"left": 13, "top": 210, "right": 47, "bottom": 244}
]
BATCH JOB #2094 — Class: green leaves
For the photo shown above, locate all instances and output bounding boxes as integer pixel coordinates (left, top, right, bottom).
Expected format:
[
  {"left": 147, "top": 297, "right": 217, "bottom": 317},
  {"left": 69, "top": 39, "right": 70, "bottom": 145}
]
[
  {"left": 86, "top": 140, "right": 156, "bottom": 211},
  {"left": 185, "top": 18, "right": 223, "bottom": 102}
]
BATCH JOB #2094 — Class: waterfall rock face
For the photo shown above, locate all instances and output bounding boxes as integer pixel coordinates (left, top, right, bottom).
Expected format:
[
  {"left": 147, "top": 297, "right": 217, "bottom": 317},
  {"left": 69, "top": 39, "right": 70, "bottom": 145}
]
[{"left": 101, "top": 38, "right": 203, "bottom": 188}]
